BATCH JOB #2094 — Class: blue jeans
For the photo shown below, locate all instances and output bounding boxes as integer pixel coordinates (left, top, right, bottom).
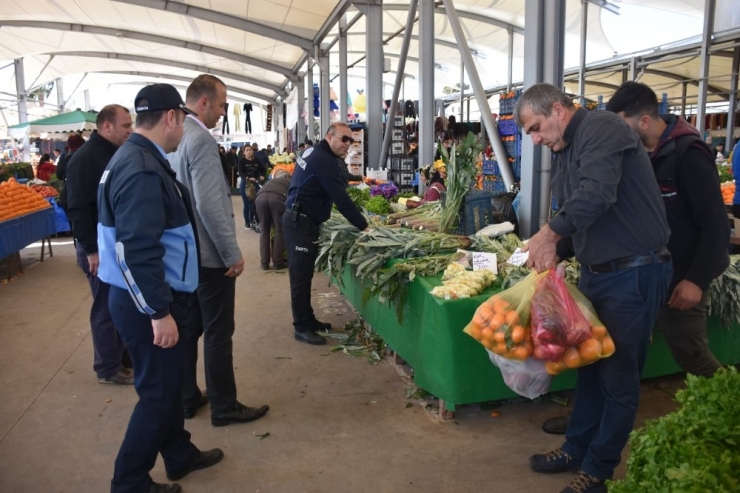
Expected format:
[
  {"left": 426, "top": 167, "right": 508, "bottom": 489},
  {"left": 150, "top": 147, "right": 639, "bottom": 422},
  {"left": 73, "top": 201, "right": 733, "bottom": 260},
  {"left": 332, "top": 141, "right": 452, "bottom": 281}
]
[
  {"left": 239, "top": 179, "right": 254, "bottom": 226},
  {"left": 561, "top": 260, "right": 673, "bottom": 479}
]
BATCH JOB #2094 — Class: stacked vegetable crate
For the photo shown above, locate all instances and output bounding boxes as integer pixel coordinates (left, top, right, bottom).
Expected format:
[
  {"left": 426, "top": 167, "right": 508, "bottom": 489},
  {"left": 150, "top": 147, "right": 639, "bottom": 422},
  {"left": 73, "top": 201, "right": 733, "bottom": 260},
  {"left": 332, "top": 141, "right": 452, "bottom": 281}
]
[
  {"left": 387, "top": 113, "right": 414, "bottom": 193},
  {"left": 483, "top": 90, "right": 522, "bottom": 191}
]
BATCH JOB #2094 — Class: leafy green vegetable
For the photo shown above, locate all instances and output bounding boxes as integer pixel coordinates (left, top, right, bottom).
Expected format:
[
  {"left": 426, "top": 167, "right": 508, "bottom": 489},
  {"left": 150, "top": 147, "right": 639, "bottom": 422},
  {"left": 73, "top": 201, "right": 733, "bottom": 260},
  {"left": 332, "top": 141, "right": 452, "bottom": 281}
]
[
  {"left": 439, "top": 132, "right": 483, "bottom": 233},
  {"left": 347, "top": 186, "right": 370, "bottom": 208},
  {"left": 608, "top": 367, "right": 740, "bottom": 493},
  {"left": 707, "top": 255, "right": 740, "bottom": 328},
  {"left": 364, "top": 195, "right": 391, "bottom": 215},
  {"left": 717, "top": 165, "right": 733, "bottom": 183}
]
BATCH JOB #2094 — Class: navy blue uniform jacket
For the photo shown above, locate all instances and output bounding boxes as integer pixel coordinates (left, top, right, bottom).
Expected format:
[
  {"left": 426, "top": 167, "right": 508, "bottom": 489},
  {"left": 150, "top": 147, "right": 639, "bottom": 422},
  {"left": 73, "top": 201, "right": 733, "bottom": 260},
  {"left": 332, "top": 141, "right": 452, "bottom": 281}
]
[
  {"left": 285, "top": 140, "right": 368, "bottom": 230},
  {"left": 97, "top": 133, "right": 199, "bottom": 320}
]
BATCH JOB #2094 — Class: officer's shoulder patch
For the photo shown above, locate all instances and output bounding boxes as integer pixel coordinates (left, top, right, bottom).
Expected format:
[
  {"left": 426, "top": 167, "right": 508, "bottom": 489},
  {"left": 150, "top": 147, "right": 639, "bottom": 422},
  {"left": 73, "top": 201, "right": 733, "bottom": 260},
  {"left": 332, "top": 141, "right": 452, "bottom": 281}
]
[
  {"left": 302, "top": 147, "right": 314, "bottom": 159},
  {"left": 100, "top": 170, "right": 110, "bottom": 184}
]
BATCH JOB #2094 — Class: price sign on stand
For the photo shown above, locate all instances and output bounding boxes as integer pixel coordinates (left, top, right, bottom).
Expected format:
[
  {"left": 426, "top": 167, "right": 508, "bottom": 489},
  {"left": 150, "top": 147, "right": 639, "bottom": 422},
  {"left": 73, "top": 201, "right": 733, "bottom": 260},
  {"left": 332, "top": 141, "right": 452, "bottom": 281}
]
[
  {"left": 472, "top": 252, "right": 498, "bottom": 274},
  {"left": 507, "top": 248, "right": 530, "bottom": 267}
]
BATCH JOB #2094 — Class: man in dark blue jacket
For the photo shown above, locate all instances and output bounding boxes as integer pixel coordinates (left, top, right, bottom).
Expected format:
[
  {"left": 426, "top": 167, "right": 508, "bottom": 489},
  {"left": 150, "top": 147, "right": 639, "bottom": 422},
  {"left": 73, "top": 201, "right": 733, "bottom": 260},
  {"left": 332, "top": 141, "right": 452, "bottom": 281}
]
[
  {"left": 98, "top": 84, "right": 222, "bottom": 493},
  {"left": 284, "top": 122, "right": 369, "bottom": 345}
]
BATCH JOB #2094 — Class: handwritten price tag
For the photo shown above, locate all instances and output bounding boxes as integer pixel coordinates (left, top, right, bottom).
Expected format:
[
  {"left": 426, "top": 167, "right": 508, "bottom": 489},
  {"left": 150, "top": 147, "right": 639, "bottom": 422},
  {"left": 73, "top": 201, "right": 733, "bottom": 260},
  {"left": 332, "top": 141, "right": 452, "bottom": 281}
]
[
  {"left": 472, "top": 252, "right": 497, "bottom": 274},
  {"left": 506, "top": 248, "right": 529, "bottom": 267}
]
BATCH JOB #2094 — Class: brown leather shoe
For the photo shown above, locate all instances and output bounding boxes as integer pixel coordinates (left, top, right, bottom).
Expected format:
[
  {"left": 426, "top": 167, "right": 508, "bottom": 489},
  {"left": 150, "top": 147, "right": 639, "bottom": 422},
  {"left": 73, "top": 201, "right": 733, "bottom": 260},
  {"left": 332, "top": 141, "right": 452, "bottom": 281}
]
[
  {"left": 542, "top": 413, "right": 571, "bottom": 435},
  {"left": 98, "top": 369, "right": 134, "bottom": 385}
]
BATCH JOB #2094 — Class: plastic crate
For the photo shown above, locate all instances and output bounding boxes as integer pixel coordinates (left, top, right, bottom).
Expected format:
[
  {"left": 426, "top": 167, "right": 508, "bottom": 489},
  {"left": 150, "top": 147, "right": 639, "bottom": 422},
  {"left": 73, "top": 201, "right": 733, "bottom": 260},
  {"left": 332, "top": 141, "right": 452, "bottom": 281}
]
[
  {"left": 498, "top": 119, "right": 519, "bottom": 136},
  {"left": 482, "top": 179, "right": 507, "bottom": 193},
  {"left": 390, "top": 171, "right": 414, "bottom": 186},
  {"left": 503, "top": 137, "right": 521, "bottom": 158},
  {"left": 442, "top": 189, "right": 499, "bottom": 235},
  {"left": 498, "top": 89, "right": 522, "bottom": 115},
  {"left": 482, "top": 159, "right": 499, "bottom": 176}
]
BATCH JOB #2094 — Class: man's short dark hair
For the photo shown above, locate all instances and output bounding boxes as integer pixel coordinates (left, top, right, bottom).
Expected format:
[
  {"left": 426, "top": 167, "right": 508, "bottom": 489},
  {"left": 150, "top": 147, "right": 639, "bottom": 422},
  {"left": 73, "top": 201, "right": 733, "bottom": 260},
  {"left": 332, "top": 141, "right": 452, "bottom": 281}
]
[
  {"left": 96, "top": 104, "right": 130, "bottom": 130},
  {"left": 298, "top": 143, "right": 305, "bottom": 149},
  {"left": 305, "top": 140, "right": 313, "bottom": 146},
  {"left": 185, "top": 74, "right": 225, "bottom": 105},
  {"left": 605, "top": 82, "right": 659, "bottom": 118},
  {"left": 135, "top": 110, "right": 167, "bottom": 130}
]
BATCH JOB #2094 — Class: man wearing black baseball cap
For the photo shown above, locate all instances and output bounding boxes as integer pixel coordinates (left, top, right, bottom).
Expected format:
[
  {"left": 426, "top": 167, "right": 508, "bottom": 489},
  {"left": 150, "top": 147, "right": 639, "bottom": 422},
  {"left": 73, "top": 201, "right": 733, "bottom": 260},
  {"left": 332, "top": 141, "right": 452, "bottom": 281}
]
[{"left": 98, "top": 83, "right": 222, "bottom": 493}]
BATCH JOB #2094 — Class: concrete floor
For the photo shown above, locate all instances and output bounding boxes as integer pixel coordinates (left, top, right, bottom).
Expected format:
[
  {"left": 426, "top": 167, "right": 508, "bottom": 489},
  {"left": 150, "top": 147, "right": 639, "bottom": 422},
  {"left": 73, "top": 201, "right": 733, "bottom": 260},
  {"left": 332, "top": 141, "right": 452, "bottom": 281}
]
[{"left": 0, "top": 199, "right": 684, "bottom": 493}]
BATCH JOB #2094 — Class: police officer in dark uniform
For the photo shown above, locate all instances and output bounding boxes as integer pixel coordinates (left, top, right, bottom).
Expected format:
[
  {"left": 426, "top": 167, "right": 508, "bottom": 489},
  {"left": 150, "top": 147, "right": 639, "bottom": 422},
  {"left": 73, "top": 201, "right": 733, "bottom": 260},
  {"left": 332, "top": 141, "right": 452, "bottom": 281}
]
[{"left": 283, "top": 122, "right": 369, "bottom": 345}]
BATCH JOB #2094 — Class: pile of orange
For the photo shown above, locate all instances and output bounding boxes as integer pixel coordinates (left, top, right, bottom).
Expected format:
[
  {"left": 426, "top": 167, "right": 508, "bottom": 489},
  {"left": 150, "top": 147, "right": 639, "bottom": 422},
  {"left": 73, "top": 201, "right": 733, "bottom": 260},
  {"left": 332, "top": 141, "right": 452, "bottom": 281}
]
[
  {"left": 721, "top": 181, "right": 735, "bottom": 205},
  {"left": 0, "top": 177, "right": 51, "bottom": 222},
  {"left": 464, "top": 295, "right": 533, "bottom": 361},
  {"left": 543, "top": 326, "right": 615, "bottom": 375}
]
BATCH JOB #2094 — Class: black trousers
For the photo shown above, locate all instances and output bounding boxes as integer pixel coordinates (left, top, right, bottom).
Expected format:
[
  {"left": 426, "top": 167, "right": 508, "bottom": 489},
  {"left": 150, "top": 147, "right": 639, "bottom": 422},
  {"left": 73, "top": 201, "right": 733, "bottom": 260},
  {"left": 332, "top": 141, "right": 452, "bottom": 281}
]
[
  {"left": 182, "top": 267, "right": 237, "bottom": 415},
  {"left": 109, "top": 287, "right": 199, "bottom": 493},
  {"left": 75, "top": 242, "right": 127, "bottom": 378},
  {"left": 245, "top": 111, "right": 252, "bottom": 134},
  {"left": 282, "top": 213, "right": 320, "bottom": 333},
  {"left": 222, "top": 115, "right": 229, "bottom": 135}
]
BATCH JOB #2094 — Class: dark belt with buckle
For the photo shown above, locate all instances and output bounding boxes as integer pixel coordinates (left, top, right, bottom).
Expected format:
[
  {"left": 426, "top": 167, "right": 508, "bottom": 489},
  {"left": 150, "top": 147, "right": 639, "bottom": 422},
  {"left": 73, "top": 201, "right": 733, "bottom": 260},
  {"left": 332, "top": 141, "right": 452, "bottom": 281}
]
[{"left": 586, "top": 246, "right": 671, "bottom": 274}]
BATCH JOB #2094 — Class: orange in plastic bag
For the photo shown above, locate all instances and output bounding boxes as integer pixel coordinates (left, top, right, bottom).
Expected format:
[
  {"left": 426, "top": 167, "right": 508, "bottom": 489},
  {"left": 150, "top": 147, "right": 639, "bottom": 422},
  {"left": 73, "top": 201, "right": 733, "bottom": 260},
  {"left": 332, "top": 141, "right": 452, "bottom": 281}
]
[
  {"left": 464, "top": 271, "right": 547, "bottom": 361},
  {"left": 532, "top": 269, "right": 616, "bottom": 375}
]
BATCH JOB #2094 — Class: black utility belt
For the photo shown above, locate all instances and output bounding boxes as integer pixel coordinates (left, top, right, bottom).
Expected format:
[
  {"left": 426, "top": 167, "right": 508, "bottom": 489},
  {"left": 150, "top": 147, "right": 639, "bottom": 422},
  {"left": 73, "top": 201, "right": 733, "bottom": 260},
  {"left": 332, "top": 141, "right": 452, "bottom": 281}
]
[{"left": 586, "top": 246, "right": 671, "bottom": 274}]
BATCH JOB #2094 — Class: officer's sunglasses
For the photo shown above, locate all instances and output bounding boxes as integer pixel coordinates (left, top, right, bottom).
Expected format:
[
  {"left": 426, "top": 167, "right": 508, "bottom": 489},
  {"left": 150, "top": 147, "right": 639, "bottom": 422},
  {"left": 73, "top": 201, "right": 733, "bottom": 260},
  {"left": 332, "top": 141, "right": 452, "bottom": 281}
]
[{"left": 332, "top": 133, "right": 355, "bottom": 144}]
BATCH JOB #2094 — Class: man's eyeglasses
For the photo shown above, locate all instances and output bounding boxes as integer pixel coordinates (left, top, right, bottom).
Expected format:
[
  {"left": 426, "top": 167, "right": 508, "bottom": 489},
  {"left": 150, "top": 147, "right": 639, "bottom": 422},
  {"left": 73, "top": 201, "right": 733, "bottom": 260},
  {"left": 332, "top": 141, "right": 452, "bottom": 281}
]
[{"left": 332, "top": 133, "right": 355, "bottom": 144}]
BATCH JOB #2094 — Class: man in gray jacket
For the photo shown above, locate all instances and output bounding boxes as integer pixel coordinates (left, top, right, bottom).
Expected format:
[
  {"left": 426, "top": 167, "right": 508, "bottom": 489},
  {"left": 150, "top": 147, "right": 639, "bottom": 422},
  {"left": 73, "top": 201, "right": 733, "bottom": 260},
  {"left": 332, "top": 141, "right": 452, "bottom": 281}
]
[{"left": 168, "top": 74, "right": 269, "bottom": 427}]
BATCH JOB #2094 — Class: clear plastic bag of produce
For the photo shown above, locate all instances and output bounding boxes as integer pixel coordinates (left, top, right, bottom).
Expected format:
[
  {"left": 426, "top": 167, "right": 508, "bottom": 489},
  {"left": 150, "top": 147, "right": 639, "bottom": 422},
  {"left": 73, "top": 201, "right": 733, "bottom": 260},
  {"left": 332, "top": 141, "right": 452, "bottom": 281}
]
[
  {"left": 530, "top": 268, "right": 616, "bottom": 375},
  {"left": 487, "top": 351, "right": 552, "bottom": 399},
  {"left": 463, "top": 270, "right": 548, "bottom": 360}
]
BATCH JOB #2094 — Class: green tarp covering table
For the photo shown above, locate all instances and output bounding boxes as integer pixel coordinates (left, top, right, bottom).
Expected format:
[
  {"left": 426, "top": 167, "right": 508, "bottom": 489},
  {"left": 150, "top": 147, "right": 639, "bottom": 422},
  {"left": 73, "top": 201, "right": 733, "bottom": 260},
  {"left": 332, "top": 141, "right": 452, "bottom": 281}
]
[{"left": 339, "top": 266, "right": 740, "bottom": 412}]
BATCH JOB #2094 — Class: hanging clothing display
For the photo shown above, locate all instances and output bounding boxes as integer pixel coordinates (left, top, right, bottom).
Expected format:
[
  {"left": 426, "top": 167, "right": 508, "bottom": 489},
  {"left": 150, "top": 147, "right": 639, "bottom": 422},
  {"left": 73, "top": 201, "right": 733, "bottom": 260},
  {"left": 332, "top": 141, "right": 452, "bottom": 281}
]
[
  {"left": 233, "top": 103, "right": 242, "bottom": 133},
  {"left": 313, "top": 83, "right": 320, "bottom": 117},
  {"left": 354, "top": 90, "right": 366, "bottom": 114},
  {"left": 243, "top": 103, "right": 253, "bottom": 134},
  {"left": 404, "top": 99, "right": 416, "bottom": 119},
  {"left": 265, "top": 104, "right": 273, "bottom": 131},
  {"left": 222, "top": 102, "right": 230, "bottom": 135}
]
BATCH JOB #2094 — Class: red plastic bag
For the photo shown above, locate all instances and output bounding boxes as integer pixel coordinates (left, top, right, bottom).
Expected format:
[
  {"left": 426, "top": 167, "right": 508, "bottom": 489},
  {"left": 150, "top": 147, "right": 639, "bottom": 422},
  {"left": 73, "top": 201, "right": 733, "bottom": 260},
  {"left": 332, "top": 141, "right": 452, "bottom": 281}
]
[{"left": 530, "top": 268, "right": 592, "bottom": 361}]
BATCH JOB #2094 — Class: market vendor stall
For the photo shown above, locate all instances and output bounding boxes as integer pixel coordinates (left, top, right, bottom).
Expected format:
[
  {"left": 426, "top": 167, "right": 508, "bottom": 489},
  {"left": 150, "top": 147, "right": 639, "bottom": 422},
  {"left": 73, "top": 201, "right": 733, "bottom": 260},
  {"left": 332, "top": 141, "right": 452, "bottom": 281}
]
[
  {"left": 0, "top": 207, "right": 56, "bottom": 279},
  {"left": 338, "top": 263, "right": 740, "bottom": 413}
]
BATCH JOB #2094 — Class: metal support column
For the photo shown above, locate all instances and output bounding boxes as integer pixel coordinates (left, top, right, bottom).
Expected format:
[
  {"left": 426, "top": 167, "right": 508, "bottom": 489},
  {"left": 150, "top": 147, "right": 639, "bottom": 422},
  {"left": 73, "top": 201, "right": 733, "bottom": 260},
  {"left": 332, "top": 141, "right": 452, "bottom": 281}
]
[
  {"left": 695, "top": 0, "right": 716, "bottom": 135},
  {"left": 379, "top": 0, "right": 418, "bottom": 170},
  {"left": 442, "top": 0, "right": 514, "bottom": 187},
  {"left": 726, "top": 46, "right": 739, "bottom": 152},
  {"left": 507, "top": 27, "right": 514, "bottom": 92},
  {"left": 681, "top": 82, "right": 688, "bottom": 118},
  {"left": 56, "top": 77, "right": 64, "bottom": 114},
  {"left": 14, "top": 58, "right": 30, "bottom": 162},
  {"left": 306, "top": 62, "right": 314, "bottom": 141},
  {"left": 518, "top": 0, "right": 566, "bottom": 238},
  {"left": 459, "top": 60, "right": 464, "bottom": 123},
  {"left": 418, "top": 0, "right": 435, "bottom": 173},
  {"left": 84, "top": 89, "right": 90, "bottom": 111},
  {"left": 296, "top": 75, "right": 306, "bottom": 145},
  {"left": 577, "top": 0, "right": 588, "bottom": 105},
  {"left": 316, "top": 45, "right": 331, "bottom": 137},
  {"left": 629, "top": 57, "right": 637, "bottom": 81},
  {"left": 365, "top": 0, "right": 383, "bottom": 170},
  {"left": 339, "top": 15, "right": 349, "bottom": 123}
]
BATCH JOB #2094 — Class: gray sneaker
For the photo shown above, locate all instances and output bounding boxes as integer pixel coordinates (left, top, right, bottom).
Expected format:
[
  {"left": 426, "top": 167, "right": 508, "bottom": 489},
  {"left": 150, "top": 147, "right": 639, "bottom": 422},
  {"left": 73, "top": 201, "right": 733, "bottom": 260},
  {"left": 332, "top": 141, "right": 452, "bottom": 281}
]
[{"left": 98, "top": 369, "right": 134, "bottom": 385}]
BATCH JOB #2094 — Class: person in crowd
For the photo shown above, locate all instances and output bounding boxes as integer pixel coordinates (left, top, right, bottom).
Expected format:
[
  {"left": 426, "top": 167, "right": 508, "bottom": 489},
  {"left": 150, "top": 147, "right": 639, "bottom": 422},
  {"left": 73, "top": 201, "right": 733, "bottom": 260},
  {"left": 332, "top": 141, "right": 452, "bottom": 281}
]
[
  {"left": 715, "top": 143, "right": 725, "bottom": 161},
  {"left": 251, "top": 142, "right": 269, "bottom": 169},
  {"left": 296, "top": 143, "right": 306, "bottom": 158},
  {"left": 66, "top": 105, "right": 134, "bottom": 385},
  {"left": 283, "top": 122, "right": 369, "bottom": 346},
  {"left": 226, "top": 146, "right": 239, "bottom": 186},
  {"left": 168, "top": 74, "right": 269, "bottom": 427},
  {"left": 97, "top": 83, "right": 223, "bottom": 493},
  {"left": 305, "top": 140, "right": 314, "bottom": 149},
  {"left": 255, "top": 169, "right": 291, "bottom": 270},
  {"left": 406, "top": 166, "right": 446, "bottom": 209},
  {"left": 36, "top": 153, "right": 56, "bottom": 181},
  {"left": 52, "top": 149, "right": 61, "bottom": 164},
  {"left": 734, "top": 138, "right": 740, "bottom": 220},
  {"left": 217, "top": 145, "right": 230, "bottom": 180},
  {"left": 266, "top": 144, "right": 273, "bottom": 155},
  {"left": 56, "top": 134, "right": 85, "bottom": 181},
  {"left": 238, "top": 145, "right": 266, "bottom": 229},
  {"left": 542, "top": 82, "right": 731, "bottom": 437},
  {"left": 514, "top": 83, "right": 673, "bottom": 493}
]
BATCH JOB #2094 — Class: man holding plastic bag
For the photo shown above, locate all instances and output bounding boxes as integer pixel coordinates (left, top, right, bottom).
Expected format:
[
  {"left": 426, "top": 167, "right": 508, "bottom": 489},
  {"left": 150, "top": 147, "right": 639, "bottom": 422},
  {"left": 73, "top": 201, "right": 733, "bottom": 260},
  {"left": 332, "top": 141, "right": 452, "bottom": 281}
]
[{"left": 514, "top": 83, "right": 673, "bottom": 493}]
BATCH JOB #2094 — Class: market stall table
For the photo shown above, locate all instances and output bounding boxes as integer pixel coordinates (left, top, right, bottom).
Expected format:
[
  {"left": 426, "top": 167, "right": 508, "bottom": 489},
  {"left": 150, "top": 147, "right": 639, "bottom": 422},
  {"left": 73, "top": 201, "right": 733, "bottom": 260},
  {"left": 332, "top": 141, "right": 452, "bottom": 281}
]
[
  {"left": 339, "top": 265, "right": 740, "bottom": 416},
  {"left": 0, "top": 208, "right": 56, "bottom": 279}
]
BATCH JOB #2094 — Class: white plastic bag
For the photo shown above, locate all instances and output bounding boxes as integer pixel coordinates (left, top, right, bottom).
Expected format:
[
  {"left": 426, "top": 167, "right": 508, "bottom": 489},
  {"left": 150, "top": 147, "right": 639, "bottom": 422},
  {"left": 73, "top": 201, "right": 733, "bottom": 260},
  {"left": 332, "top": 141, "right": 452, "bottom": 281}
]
[{"left": 487, "top": 350, "right": 552, "bottom": 399}]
